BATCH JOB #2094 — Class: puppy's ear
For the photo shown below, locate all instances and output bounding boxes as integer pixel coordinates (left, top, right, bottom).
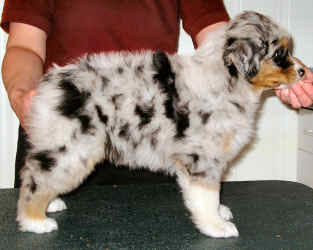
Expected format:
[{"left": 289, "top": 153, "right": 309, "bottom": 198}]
[{"left": 223, "top": 38, "right": 261, "bottom": 79}]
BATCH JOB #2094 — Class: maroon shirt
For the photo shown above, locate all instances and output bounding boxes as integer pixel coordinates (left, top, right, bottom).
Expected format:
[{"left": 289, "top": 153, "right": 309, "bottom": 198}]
[{"left": 1, "top": 0, "right": 229, "bottom": 72}]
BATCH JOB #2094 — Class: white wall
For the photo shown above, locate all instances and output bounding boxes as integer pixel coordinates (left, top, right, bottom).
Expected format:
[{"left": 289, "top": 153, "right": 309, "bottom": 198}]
[
  {"left": 1, "top": 0, "right": 313, "bottom": 187},
  {"left": 0, "top": 0, "right": 17, "bottom": 188}
]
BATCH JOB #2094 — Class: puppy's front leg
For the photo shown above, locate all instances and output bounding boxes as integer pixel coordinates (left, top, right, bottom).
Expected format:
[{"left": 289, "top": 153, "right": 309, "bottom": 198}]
[
  {"left": 177, "top": 167, "right": 238, "bottom": 238},
  {"left": 46, "top": 198, "right": 67, "bottom": 213}
]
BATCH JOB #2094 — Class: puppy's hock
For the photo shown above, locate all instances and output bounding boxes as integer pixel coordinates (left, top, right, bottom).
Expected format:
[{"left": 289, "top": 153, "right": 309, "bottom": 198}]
[{"left": 17, "top": 11, "right": 303, "bottom": 238}]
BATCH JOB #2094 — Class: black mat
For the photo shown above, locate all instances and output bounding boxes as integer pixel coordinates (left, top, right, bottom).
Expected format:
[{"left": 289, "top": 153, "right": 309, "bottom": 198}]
[{"left": 1, "top": 181, "right": 312, "bottom": 249}]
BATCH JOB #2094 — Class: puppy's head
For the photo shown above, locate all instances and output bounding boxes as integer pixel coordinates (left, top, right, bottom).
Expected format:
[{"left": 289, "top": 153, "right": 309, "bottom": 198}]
[{"left": 223, "top": 11, "right": 304, "bottom": 91}]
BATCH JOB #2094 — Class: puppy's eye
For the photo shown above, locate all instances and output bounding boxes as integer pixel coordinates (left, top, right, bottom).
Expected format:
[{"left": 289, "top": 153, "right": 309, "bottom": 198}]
[
  {"left": 273, "top": 47, "right": 286, "bottom": 60},
  {"left": 273, "top": 47, "right": 292, "bottom": 69}
]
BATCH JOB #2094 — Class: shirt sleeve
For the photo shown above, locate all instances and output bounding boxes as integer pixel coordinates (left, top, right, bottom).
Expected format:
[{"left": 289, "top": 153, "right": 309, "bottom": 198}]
[
  {"left": 180, "top": 0, "right": 229, "bottom": 44},
  {"left": 1, "top": 0, "right": 54, "bottom": 35}
]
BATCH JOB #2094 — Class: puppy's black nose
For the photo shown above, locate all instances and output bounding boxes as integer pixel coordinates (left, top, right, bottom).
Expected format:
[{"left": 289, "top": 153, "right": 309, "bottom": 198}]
[{"left": 298, "top": 68, "right": 305, "bottom": 78}]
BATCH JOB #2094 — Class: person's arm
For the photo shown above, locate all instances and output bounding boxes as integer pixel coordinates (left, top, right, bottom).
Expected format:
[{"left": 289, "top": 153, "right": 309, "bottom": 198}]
[
  {"left": 195, "top": 21, "right": 227, "bottom": 46},
  {"left": 2, "top": 22, "right": 47, "bottom": 129}
]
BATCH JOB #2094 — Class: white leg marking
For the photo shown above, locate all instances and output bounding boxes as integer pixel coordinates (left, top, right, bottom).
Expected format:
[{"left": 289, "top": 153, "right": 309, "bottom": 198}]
[
  {"left": 219, "top": 204, "right": 233, "bottom": 221},
  {"left": 178, "top": 174, "right": 239, "bottom": 238},
  {"left": 18, "top": 217, "right": 58, "bottom": 234},
  {"left": 47, "top": 198, "right": 67, "bottom": 213}
]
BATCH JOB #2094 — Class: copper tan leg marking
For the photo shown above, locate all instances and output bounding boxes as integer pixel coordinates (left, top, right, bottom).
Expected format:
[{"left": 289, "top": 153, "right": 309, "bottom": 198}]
[
  {"left": 25, "top": 195, "right": 52, "bottom": 220},
  {"left": 223, "top": 134, "right": 233, "bottom": 153},
  {"left": 17, "top": 188, "right": 58, "bottom": 233}
]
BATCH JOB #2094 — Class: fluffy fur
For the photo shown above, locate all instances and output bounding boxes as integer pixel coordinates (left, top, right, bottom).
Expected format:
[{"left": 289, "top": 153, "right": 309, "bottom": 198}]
[{"left": 17, "top": 12, "right": 304, "bottom": 237}]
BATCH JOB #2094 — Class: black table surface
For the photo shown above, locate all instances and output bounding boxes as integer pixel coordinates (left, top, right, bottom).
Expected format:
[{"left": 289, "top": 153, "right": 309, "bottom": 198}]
[{"left": 1, "top": 181, "right": 312, "bottom": 250}]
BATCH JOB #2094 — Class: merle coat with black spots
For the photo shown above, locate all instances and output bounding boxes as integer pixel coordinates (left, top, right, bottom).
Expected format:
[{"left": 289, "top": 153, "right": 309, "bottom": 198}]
[{"left": 17, "top": 12, "right": 304, "bottom": 237}]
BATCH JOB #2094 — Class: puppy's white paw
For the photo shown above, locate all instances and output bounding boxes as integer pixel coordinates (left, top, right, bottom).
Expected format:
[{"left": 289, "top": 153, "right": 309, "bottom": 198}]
[
  {"left": 198, "top": 219, "right": 239, "bottom": 238},
  {"left": 219, "top": 204, "right": 233, "bottom": 221},
  {"left": 18, "top": 217, "right": 58, "bottom": 234},
  {"left": 47, "top": 198, "right": 67, "bottom": 213}
]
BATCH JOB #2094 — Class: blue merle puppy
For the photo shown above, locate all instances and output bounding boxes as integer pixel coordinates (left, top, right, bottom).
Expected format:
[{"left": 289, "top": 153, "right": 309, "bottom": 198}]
[{"left": 17, "top": 12, "right": 304, "bottom": 237}]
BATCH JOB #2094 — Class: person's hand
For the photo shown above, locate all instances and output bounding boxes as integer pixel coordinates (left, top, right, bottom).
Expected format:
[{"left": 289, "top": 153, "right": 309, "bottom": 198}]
[
  {"left": 275, "top": 59, "right": 313, "bottom": 109},
  {"left": 2, "top": 23, "right": 47, "bottom": 131},
  {"left": 9, "top": 88, "right": 36, "bottom": 130},
  {"left": 195, "top": 22, "right": 228, "bottom": 47}
]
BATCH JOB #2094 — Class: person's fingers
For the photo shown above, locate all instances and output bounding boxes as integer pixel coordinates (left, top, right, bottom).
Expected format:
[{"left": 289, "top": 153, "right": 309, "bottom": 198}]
[
  {"left": 25, "top": 89, "right": 36, "bottom": 112},
  {"left": 289, "top": 89, "right": 302, "bottom": 109},
  {"left": 303, "top": 67, "right": 313, "bottom": 81},
  {"left": 291, "top": 83, "right": 313, "bottom": 107},
  {"left": 275, "top": 89, "right": 282, "bottom": 99},
  {"left": 302, "top": 81, "right": 313, "bottom": 100},
  {"left": 22, "top": 90, "right": 37, "bottom": 130},
  {"left": 279, "top": 88, "right": 290, "bottom": 104},
  {"left": 11, "top": 89, "right": 37, "bottom": 130}
]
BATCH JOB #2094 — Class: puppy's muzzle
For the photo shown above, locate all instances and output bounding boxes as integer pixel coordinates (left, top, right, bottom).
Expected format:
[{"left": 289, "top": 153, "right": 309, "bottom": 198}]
[
  {"left": 275, "top": 58, "right": 305, "bottom": 90},
  {"left": 292, "top": 57, "right": 306, "bottom": 80}
]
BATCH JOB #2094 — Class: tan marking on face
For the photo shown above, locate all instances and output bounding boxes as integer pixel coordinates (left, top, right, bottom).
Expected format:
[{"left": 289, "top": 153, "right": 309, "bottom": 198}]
[
  {"left": 281, "top": 37, "right": 289, "bottom": 49},
  {"left": 251, "top": 36, "right": 298, "bottom": 90},
  {"left": 251, "top": 59, "right": 297, "bottom": 90}
]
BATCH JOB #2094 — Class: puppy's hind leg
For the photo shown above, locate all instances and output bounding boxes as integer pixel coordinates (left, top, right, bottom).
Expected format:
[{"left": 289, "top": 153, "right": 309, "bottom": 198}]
[
  {"left": 17, "top": 148, "right": 98, "bottom": 234},
  {"left": 17, "top": 170, "right": 58, "bottom": 234},
  {"left": 176, "top": 161, "right": 238, "bottom": 238}
]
